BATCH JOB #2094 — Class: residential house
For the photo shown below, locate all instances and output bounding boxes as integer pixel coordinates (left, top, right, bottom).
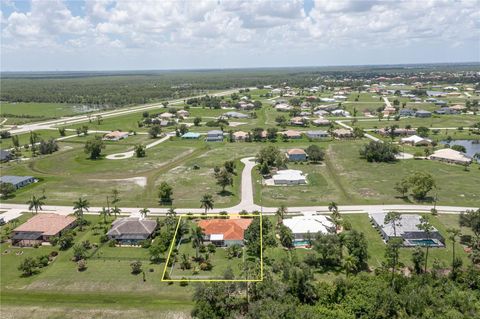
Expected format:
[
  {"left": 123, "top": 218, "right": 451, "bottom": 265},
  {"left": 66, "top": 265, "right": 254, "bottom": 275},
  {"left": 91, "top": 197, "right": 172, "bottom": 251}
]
[
  {"left": 290, "top": 117, "right": 307, "bottom": 126},
  {"left": 182, "top": 132, "right": 201, "bottom": 139},
  {"left": 0, "top": 149, "right": 12, "bottom": 162},
  {"left": 281, "top": 130, "right": 302, "bottom": 139},
  {"left": 415, "top": 110, "right": 432, "bottom": 118},
  {"left": 177, "top": 110, "right": 190, "bottom": 118},
  {"left": 283, "top": 212, "right": 334, "bottom": 243},
  {"left": 313, "top": 110, "right": 329, "bottom": 117},
  {"left": 312, "top": 118, "right": 331, "bottom": 126},
  {"left": 272, "top": 169, "right": 307, "bottom": 185},
  {"left": 331, "top": 109, "right": 350, "bottom": 117},
  {"left": 434, "top": 107, "right": 458, "bottom": 115},
  {"left": 107, "top": 217, "right": 157, "bottom": 245},
  {"left": 332, "top": 129, "right": 354, "bottom": 138},
  {"left": 450, "top": 104, "right": 466, "bottom": 112},
  {"left": 306, "top": 130, "right": 329, "bottom": 139},
  {"left": 286, "top": 149, "right": 308, "bottom": 161},
  {"left": 399, "top": 109, "right": 416, "bottom": 117},
  {"left": 369, "top": 213, "right": 444, "bottom": 247},
  {"left": 429, "top": 149, "right": 472, "bottom": 165},
  {"left": 0, "top": 175, "right": 35, "bottom": 189},
  {"left": 400, "top": 135, "right": 432, "bottom": 146},
  {"left": 103, "top": 131, "right": 129, "bottom": 141},
  {"left": 434, "top": 100, "right": 448, "bottom": 106},
  {"left": 377, "top": 127, "right": 416, "bottom": 137},
  {"left": 197, "top": 218, "right": 252, "bottom": 247},
  {"left": 383, "top": 106, "right": 397, "bottom": 116},
  {"left": 233, "top": 131, "right": 248, "bottom": 141},
  {"left": 205, "top": 130, "right": 224, "bottom": 142},
  {"left": 223, "top": 111, "right": 249, "bottom": 119},
  {"left": 275, "top": 103, "right": 292, "bottom": 112},
  {"left": 160, "top": 112, "right": 175, "bottom": 120},
  {"left": 12, "top": 213, "right": 76, "bottom": 247}
]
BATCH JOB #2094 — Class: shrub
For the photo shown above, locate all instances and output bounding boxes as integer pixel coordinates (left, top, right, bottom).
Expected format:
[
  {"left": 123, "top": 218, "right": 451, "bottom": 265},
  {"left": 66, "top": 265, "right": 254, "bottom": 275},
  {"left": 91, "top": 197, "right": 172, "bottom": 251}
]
[
  {"left": 49, "top": 251, "right": 58, "bottom": 257},
  {"left": 180, "top": 279, "right": 189, "bottom": 286},
  {"left": 77, "top": 259, "right": 87, "bottom": 271},
  {"left": 99, "top": 234, "right": 109, "bottom": 243},
  {"left": 36, "top": 255, "right": 50, "bottom": 267},
  {"left": 207, "top": 243, "right": 216, "bottom": 253},
  {"left": 108, "top": 239, "right": 116, "bottom": 247},
  {"left": 130, "top": 261, "right": 142, "bottom": 274}
]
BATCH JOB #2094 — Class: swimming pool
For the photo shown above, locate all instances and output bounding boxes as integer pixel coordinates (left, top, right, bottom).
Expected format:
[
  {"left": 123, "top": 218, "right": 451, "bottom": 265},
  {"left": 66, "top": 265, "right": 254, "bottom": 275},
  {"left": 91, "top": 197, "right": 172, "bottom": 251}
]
[
  {"left": 408, "top": 239, "right": 438, "bottom": 246},
  {"left": 293, "top": 240, "right": 311, "bottom": 247}
]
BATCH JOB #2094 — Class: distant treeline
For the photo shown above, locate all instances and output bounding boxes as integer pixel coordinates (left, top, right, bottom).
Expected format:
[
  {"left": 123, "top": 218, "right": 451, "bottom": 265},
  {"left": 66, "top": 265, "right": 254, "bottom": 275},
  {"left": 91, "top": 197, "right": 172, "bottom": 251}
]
[{"left": 1, "top": 63, "right": 479, "bottom": 106}]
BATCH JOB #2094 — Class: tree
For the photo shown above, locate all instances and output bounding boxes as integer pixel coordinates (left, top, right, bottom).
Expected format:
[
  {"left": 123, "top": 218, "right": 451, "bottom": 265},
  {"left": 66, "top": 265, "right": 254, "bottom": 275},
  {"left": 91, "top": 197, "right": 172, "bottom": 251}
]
[
  {"left": 224, "top": 160, "right": 236, "bottom": 174},
  {"left": 73, "top": 197, "right": 89, "bottom": 230},
  {"left": 72, "top": 244, "right": 87, "bottom": 261},
  {"left": 84, "top": 137, "right": 105, "bottom": 159},
  {"left": 0, "top": 182, "right": 16, "bottom": 199},
  {"left": 328, "top": 202, "right": 341, "bottom": 232},
  {"left": 191, "top": 225, "right": 205, "bottom": 260},
  {"left": 158, "top": 182, "right": 173, "bottom": 205},
  {"left": 344, "top": 230, "right": 369, "bottom": 271},
  {"left": 417, "top": 126, "right": 430, "bottom": 138},
  {"left": 314, "top": 234, "right": 342, "bottom": 268},
  {"left": 384, "top": 212, "right": 402, "bottom": 237},
  {"left": 279, "top": 224, "right": 294, "bottom": 249},
  {"left": 148, "top": 125, "right": 161, "bottom": 138},
  {"left": 18, "top": 257, "right": 38, "bottom": 276},
  {"left": 447, "top": 228, "right": 461, "bottom": 274},
  {"left": 256, "top": 145, "right": 282, "bottom": 167},
  {"left": 166, "top": 207, "right": 177, "bottom": 217},
  {"left": 343, "top": 254, "right": 358, "bottom": 277},
  {"left": 394, "top": 180, "right": 409, "bottom": 198},
  {"left": 353, "top": 127, "right": 364, "bottom": 138},
  {"left": 406, "top": 171, "right": 436, "bottom": 200},
  {"left": 266, "top": 127, "right": 278, "bottom": 141},
  {"left": 215, "top": 169, "right": 233, "bottom": 192},
  {"left": 139, "top": 208, "right": 150, "bottom": 218},
  {"left": 451, "top": 144, "right": 467, "bottom": 153},
  {"left": 411, "top": 247, "right": 425, "bottom": 274},
  {"left": 130, "top": 261, "right": 142, "bottom": 274},
  {"left": 27, "top": 194, "right": 46, "bottom": 214},
  {"left": 193, "top": 117, "right": 202, "bottom": 126},
  {"left": 200, "top": 194, "right": 214, "bottom": 214},
  {"left": 134, "top": 144, "right": 146, "bottom": 157},
  {"left": 359, "top": 141, "right": 399, "bottom": 162},
  {"left": 275, "top": 205, "right": 287, "bottom": 225},
  {"left": 384, "top": 238, "right": 402, "bottom": 287},
  {"left": 111, "top": 206, "right": 121, "bottom": 219},
  {"left": 99, "top": 207, "right": 110, "bottom": 224},
  {"left": 180, "top": 253, "right": 192, "bottom": 270},
  {"left": 306, "top": 145, "right": 325, "bottom": 163},
  {"left": 417, "top": 215, "right": 434, "bottom": 273},
  {"left": 58, "top": 232, "right": 74, "bottom": 250},
  {"left": 259, "top": 162, "right": 270, "bottom": 175}
]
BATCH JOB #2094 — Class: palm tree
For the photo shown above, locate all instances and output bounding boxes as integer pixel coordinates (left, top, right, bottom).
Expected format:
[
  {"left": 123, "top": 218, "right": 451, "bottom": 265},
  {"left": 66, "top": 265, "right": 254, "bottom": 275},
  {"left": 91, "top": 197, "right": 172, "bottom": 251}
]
[
  {"left": 191, "top": 226, "right": 205, "bottom": 260},
  {"left": 111, "top": 206, "right": 121, "bottom": 219},
  {"left": 180, "top": 253, "right": 191, "bottom": 270},
  {"left": 200, "top": 194, "right": 214, "bottom": 214},
  {"left": 328, "top": 201, "right": 341, "bottom": 232},
  {"left": 111, "top": 189, "right": 120, "bottom": 206},
  {"left": 275, "top": 205, "right": 287, "bottom": 225},
  {"left": 343, "top": 254, "right": 358, "bottom": 277},
  {"left": 417, "top": 215, "right": 434, "bottom": 273},
  {"left": 447, "top": 228, "right": 461, "bottom": 273},
  {"left": 27, "top": 194, "right": 46, "bottom": 214},
  {"left": 384, "top": 211, "right": 402, "bottom": 237},
  {"left": 167, "top": 207, "right": 177, "bottom": 217},
  {"left": 99, "top": 207, "right": 110, "bottom": 224},
  {"left": 73, "top": 197, "right": 90, "bottom": 230},
  {"left": 139, "top": 208, "right": 150, "bottom": 219}
]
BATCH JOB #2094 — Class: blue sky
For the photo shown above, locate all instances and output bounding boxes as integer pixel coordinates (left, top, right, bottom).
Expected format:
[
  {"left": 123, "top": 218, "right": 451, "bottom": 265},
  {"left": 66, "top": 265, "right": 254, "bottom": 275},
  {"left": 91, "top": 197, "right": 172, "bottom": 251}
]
[{"left": 1, "top": 0, "right": 479, "bottom": 71}]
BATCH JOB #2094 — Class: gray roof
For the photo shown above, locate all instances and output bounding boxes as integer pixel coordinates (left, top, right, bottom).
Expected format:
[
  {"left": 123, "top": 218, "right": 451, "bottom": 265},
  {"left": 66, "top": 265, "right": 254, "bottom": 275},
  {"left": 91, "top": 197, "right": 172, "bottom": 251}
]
[
  {"left": 0, "top": 150, "right": 11, "bottom": 161},
  {"left": 306, "top": 130, "right": 328, "bottom": 135},
  {"left": 107, "top": 217, "right": 157, "bottom": 237},
  {"left": 370, "top": 213, "right": 438, "bottom": 237},
  {"left": 207, "top": 130, "right": 224, "bottom": 135},
  {"left": 416, "top": 110, "right": 431, "bottom": 114},
  {"left": 224, "top": 111, "right": 249, "bottom": 118},
  {"left": 0, "top": 175, "right": 34, "bottom": 185}
]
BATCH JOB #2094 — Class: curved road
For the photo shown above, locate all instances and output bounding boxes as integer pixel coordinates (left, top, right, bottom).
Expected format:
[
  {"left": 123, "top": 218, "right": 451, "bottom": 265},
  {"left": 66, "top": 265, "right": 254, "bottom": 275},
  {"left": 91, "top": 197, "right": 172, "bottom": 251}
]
[{"left": 0, "top": 156, "right": 476, "bottom": 222}]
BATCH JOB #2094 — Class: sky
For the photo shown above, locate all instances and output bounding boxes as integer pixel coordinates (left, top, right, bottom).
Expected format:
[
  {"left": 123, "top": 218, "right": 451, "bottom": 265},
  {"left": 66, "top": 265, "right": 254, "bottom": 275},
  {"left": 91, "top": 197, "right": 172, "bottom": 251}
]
[{"left": 1, "top": 0, "right": 479, "bottom": 71}]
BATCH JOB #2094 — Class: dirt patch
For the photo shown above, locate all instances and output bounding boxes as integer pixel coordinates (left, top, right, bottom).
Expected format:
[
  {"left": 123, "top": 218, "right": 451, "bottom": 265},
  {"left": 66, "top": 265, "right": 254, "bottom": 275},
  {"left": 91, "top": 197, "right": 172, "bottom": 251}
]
[{"left": 90, "top": 177, "right": 147, "bottom": 188}]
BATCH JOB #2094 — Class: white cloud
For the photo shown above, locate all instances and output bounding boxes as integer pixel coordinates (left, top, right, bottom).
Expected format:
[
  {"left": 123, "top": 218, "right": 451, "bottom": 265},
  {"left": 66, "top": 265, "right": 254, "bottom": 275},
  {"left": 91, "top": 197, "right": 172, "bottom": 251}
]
[{"left": 1, "top": 0, "right": 479, "bottom": 70}]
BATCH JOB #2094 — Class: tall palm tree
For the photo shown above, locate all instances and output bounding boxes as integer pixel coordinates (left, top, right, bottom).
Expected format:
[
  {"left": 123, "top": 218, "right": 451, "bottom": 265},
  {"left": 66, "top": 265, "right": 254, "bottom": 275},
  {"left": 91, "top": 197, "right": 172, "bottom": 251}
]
[
  {"left": 384, "top": 211, "right": 402, "bottom": 237},
  {"left": 73, "top": 197, "right": 89, "bottom": 230},
  {"left": 447, "top": 228, "right": 461, "bottom": 273},
  {"left": 167, "top": 207, "right": 177, "bottom": 217},
  {"left": 328, "top": 201, "right": 341, "bottom": 232},
  {"left": 99, "top": 207, "right": 110, "bottom": 224},
  {"left": 343, "top": 254, "right": 357, "bottom": 277},
  {"left": 139, "top": 208, "right": 150, "bottom": 219},
  {"left": 417, "top": 215, "right": 434, "bottom": 273},
  {"left": 111, "top": 206, "right": 121, "bottom": 219},
  {"left": 275, "top": 205, "right": 287, "bottom": 225},
  {"left": 27, "top": 194, "right": 46, "bottom": 214},
  {"left": 200, "top": 194, "right": 214, "bottom": 214},
  {"left": 191, "top": 226, "right": 205, "bottom": 260}
]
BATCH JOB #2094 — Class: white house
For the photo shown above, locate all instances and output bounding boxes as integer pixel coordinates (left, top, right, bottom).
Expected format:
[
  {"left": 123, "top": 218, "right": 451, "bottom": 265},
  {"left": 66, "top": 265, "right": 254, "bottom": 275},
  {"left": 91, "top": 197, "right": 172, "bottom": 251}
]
[
  {"left": 272, "top": 169, "right": 306, "bottom": 185},
  {"left": 283, "top": 212, "right": 334, "bottom": 242},
  {"left": 400, "top": 135, "right": 432, "bottom": 146},
  {"left": 429, "top": 149, "right": 472, "bottom": 165}
]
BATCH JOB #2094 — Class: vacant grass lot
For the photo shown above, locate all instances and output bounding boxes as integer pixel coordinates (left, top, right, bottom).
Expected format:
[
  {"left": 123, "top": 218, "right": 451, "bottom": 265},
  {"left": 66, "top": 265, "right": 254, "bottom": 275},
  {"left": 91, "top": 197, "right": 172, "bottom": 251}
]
[
  {"left": 1, "top": 102, "right": 78, "bottom": 125},
  {"left": 0, "top": 129, "right": 74, "bottom": 149}
]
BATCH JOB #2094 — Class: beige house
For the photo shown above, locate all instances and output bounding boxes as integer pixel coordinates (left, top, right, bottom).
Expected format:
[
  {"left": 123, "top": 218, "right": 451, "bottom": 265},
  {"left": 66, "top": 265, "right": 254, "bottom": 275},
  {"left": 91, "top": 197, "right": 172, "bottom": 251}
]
[
  {"left": 233, "top": 131, "right": 248, "bottom": 141},
  {"left": 429, "top": 149, "right": 472, "bottom": 165},
  {"left": 332, "top": 128, "right": 353, "bottom": 138},
  {"left": 281, "top": 130, "right": 302, "bottom": 139},
  {"left": 103, "top": 131, "right": 129, "bottom": 141}
]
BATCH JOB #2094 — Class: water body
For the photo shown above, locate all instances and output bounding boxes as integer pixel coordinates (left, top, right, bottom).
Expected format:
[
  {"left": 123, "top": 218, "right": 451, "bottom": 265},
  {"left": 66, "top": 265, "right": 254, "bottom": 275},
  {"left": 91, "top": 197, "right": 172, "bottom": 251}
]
[{"left": 441, "top": 139, "right": 480, "bottom": 161}]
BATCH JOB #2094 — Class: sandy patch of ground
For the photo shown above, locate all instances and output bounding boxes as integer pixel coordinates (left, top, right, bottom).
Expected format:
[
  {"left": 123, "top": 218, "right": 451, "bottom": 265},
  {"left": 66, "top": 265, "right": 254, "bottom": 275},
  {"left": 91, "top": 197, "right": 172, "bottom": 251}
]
[
  {"left": 228, "top": 121, "right": 246, "bottom": 127},
  {"left": 89, "top": 177, "right": 147, "bottom": 188}
]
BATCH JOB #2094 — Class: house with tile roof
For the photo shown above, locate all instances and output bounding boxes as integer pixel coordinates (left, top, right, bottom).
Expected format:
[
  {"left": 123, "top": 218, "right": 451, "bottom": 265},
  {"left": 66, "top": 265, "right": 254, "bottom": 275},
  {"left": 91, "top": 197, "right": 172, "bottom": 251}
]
[
  {"left": 197, "top": 218, "right": 252, "bottom": 247},
  {"left": 107, "top": 217, "right": 157, "bottom": 245},
  {"left": 12, "top": 213, "right": 77, "bottom": 246},
  {"left": 286, "top": 149, "right": 308, "bottom": 161}
]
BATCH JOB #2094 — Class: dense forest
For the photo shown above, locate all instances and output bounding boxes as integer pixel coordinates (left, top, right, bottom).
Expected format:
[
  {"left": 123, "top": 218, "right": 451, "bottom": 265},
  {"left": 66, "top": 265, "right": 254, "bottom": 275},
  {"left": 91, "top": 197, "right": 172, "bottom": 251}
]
[{"left": 1, "top": 63, "right": 479, "bottom": 107}]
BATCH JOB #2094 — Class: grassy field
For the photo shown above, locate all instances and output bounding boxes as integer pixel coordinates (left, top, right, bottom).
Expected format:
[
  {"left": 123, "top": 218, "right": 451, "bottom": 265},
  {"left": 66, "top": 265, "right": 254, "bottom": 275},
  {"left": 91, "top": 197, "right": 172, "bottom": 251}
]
[
  {"left": 350, "top": 114, "right": 479, "bottom": 129},
  {"left": 254, "top": 140, "right": 480, "bottom": 207},
  {"left": 0, "top": 102, "right": 79, "bottom": 125},
  {"left": 0, "top": 129, "right": 75, "bottom": 149}
]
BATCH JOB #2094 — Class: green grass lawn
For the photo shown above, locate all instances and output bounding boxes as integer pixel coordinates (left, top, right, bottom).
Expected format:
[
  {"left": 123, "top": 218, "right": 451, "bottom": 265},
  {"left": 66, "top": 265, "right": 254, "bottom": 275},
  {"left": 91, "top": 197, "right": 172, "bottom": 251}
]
[
  {"left": 1, "top": 102, "right": 79, "bottom": 125},
  {"left": 0, "top": 129, "right": 75, "bottom": 149}
]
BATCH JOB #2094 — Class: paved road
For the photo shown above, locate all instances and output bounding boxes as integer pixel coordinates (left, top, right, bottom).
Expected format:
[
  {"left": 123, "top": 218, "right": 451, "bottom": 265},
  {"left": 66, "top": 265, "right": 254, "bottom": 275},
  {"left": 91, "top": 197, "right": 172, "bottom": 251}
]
[
  {"left": 105, "top": 133, "right": 172, "bottom": 160},
  {"left": 7, "top": 88, "right": 245, "bottom": 135},
  {"left": 0, "top": 156, "right": 476, "bottom": 221}
]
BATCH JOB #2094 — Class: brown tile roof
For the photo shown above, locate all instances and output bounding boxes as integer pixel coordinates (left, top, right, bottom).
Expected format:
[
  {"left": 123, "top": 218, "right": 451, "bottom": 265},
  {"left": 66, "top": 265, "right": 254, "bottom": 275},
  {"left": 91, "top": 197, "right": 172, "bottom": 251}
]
[
  {"left": 287, "top": 148, "right": 307, "bottom": 155},
  {"left": 198, "top": 218, "right": 252, "bottom": 241},
  {"left": 14, "top": 213, "right": 76, "bottom": 236}
]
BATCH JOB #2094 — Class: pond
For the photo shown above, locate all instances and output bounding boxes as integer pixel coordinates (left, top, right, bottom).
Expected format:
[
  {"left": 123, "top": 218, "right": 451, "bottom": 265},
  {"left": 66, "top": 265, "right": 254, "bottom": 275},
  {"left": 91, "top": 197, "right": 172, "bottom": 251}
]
[{"left": 441, "top": 139, "right": 480, "bottom": 161}]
